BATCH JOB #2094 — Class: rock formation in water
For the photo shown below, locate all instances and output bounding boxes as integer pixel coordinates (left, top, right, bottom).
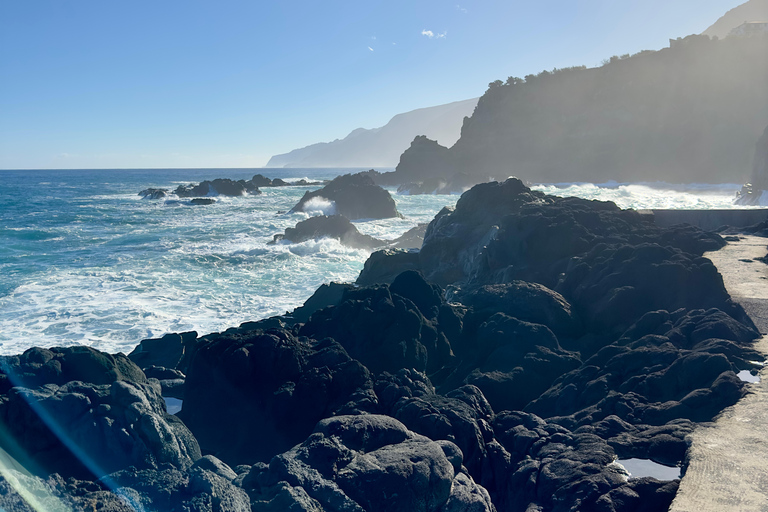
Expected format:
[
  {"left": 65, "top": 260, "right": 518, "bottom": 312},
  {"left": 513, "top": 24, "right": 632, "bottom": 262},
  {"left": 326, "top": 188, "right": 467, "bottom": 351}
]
[
  {"left": 270, "top": 215, "right": 384, "bottom": 250},
  {"left": 139, "top": 174, "right": 323, "bottom": 200},
  {"left": 1, "top": 178, "right": 765, "bottom": 512},
  {"left": 290, "top": 171, "right": 401, "bottom": 220}
]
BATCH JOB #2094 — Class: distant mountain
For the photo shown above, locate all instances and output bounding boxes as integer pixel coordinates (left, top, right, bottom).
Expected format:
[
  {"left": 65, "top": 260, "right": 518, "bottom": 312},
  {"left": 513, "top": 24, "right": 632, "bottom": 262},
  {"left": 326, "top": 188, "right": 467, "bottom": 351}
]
[
  {"left": 703, "top": 0, "right": 768, "bottom": 39},
  {"left": 266, "top": 98, "right": 478, "bottom": 168},
  {"left": 383, "top": 34, "right": 768, "bottom": 188}
]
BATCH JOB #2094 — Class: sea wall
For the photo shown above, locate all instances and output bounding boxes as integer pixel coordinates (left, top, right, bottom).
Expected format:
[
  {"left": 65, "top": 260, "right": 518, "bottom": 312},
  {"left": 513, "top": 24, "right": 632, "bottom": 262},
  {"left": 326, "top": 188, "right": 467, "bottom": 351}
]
[{"left": 647, "top": 209, "right": 768, "bottom": 231}]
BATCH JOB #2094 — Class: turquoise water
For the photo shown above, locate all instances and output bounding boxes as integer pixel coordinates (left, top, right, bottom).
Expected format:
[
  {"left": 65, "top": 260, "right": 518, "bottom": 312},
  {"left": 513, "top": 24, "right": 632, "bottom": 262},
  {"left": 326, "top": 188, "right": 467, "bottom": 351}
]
[
  {"left": 0, "top": 169, "right": 753, "bottom": 356},
  {"left": 0, "top": 168, "right": 457, "bottom": 355}
]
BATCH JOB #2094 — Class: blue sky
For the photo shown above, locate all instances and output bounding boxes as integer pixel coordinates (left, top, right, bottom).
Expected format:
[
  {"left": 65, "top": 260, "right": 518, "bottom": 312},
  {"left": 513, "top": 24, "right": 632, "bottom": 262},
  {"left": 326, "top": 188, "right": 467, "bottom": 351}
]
[{"left": 0, "top": 0, "right": 746, "bottom": 169}]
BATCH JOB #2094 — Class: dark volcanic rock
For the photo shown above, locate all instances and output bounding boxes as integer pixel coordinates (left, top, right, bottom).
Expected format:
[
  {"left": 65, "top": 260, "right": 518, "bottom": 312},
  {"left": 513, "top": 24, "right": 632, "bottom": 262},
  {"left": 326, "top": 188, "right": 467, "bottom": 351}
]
[
  {"left": 179, "top": 328, "right": 377, "bottom": 466},
  {"left": 526, "top": 308, "right": 761, "bottom": 428},
  {"left": 356, "top": 248, "right": 422, "bottom": 286},
  {"left": 250, "top": 173, "right": 322, "bottom": 188},
  {"left": 459, "top": 281, "right": 582, "bottom": 338},
  {"left": 390, "top": 223, "right": 428, "bottom": 249},
  {"left": 175, "top": 178, "right": 260, "bottom": 197},
  {"left": 442, "top": 313, "right": 581, "bottom": 413},
  {"left": 0, "top": 345, "right": 146, "bottom": 394},
  {"left": 290, "top": 172, "right": 400, "bottom": 220},
  {"left": 299, "top": 272, "right": 457, "bottom": 376},
  {"left": 0, "top": 379, "right": 201, "bottom": 480},
  {"left": 139, "top": 188, "right": 169, "bottom": 199},
  {"left": 288, "top": 282, "right": 354, "bottom": 324},
  {"left": 556, "top": 243, "right": 745, "bottom": 337},
  {"left": 242, "top": 414, "right": 494, "bottom": 512},
  {"left": 270, "top": 215, "right": 384, "bottom": 250},
  {"left": 488, "top": 410, "right": 678, "bottom": 512},
  {"left": 191, "top": 197, "right": 216, "bottom": 205},
  {"left": 418, "top": 177, "right": 725, "bottom": 291},
  {"left": 129, "top": 330, "right": 198, "bottom": 374}
]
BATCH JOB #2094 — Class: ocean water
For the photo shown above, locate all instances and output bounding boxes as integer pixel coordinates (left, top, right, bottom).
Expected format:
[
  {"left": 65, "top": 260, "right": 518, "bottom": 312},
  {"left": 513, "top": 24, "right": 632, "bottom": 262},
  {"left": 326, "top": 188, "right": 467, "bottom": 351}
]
[{"left": 0, "top": 169, "right": 760, "bottom": 356}]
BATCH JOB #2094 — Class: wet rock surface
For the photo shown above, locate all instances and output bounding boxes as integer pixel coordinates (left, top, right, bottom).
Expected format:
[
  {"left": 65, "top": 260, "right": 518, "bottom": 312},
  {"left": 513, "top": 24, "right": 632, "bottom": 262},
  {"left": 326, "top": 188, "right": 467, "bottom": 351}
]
[
  {"left": 290, "top": 172, "right": 400, "bottom": 220},
  {"left": 2, "top": 178, "right": 764, "bottom": 512},
  {"left": 270, "top": 215, "right": 384, "bottom": 250}
]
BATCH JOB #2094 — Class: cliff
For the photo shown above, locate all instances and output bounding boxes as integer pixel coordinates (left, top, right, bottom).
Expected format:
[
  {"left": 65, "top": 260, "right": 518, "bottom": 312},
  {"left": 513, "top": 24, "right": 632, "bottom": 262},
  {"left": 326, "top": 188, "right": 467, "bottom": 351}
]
[
  {"left": 387, "top": 34, "right": 768, "bottom": 187},
  {"left": 703, "top": 0, "right": 768, "bottom": 39},
  {"left": 266, "top": 98, "right": 478, "bottom": 168}
]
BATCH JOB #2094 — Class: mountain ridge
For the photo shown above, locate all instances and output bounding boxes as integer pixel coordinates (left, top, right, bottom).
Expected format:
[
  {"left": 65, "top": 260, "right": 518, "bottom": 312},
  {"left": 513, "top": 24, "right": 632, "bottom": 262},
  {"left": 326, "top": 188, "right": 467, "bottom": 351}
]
[
  {"left": 266, "top": 98, "right": 478, "bottom": 168},
  {"left": 703, "top": 0, "right": 768, "bottom": 39}
]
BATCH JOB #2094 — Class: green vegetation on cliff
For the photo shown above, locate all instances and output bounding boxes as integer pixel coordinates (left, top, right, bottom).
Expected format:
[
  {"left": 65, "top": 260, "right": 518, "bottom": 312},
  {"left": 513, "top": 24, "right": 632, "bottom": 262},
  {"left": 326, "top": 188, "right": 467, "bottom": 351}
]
[{"left": 390, "top": 34, "right": 768, "bottom": 186}]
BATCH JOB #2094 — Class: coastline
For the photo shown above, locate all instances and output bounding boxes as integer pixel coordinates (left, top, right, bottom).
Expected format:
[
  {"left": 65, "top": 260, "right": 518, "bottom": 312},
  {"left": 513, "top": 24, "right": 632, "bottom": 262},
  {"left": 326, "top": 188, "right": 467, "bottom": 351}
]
[{"left": 2, "top": 177, "right": 766, "bottom": 511}]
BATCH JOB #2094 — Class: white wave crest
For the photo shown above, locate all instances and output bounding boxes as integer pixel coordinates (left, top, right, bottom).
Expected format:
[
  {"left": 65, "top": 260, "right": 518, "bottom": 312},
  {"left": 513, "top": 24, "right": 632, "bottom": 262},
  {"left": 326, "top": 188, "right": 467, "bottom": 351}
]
[{"left": 302, "top": 196, "right": 337, "bottom": 216}]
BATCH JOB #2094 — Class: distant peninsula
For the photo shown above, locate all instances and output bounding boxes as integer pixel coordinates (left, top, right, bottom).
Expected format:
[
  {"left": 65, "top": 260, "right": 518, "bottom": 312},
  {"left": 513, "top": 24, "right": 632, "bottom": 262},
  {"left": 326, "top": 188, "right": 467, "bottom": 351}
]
[{"left": 266, "top": 98, "right": 478, "bottom": 168}]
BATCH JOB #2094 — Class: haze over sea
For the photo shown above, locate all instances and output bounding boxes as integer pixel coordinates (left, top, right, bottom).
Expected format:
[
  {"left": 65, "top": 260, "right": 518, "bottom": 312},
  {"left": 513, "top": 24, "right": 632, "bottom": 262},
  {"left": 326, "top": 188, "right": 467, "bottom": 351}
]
[{"left": 0, "top": 168, "right": 760, "bottom": 356}]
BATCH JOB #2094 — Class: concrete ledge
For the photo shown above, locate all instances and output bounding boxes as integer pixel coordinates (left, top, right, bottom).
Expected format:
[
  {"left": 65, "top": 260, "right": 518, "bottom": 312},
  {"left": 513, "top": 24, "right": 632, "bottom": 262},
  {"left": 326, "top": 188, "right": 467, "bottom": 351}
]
[
  {"left": 670, "top": 236, "right": 768, "bottom": 511},
  {"left": 643, "top": 209, "right": 768, "bottom": 231}
]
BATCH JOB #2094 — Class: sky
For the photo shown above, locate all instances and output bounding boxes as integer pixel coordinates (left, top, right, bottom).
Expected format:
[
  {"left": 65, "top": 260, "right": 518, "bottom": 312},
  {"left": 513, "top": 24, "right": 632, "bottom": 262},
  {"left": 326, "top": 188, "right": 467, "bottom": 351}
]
[{"left": 0, "top": 0, "right": 748, "bottom": 169}]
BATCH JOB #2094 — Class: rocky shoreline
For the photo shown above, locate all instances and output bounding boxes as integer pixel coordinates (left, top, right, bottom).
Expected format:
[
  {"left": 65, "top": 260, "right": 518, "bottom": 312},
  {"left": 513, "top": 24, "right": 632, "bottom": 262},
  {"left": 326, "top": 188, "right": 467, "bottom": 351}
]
[{"left": 1, "top": 178, "right": 765, "bottom": 512}]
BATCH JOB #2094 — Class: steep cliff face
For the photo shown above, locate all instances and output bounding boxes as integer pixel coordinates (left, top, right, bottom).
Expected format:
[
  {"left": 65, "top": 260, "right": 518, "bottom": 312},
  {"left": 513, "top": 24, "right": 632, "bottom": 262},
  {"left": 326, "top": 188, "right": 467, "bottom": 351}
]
[
  {"left": 389, "top": 35, "right": 768, "bottom": 187},
  {"left": 751, "top": 125, "right": 768, "bottom": 190},
  {"left": 702, "top": 0, "right": 768, "bottom": 39}
]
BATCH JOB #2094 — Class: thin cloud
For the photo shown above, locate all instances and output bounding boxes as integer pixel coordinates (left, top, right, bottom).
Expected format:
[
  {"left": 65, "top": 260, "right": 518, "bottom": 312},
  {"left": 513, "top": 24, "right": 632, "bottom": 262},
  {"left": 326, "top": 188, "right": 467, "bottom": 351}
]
[
  {"left": 421, "top": 29, "right": 446, "bottom": 39},
  {"left": 368, "top": 46, "right": 374, "bottom": 51},
  {"left": 456, "top": 4, "right": 468, "bottom": 13}
]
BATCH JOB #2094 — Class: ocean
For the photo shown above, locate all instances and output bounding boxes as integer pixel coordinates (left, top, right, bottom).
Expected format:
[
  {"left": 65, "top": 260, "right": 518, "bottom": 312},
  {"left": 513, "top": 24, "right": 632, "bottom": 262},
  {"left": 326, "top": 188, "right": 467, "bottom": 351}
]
[{"left": 0, "top": 168, "right": 760, "bottom": 356}]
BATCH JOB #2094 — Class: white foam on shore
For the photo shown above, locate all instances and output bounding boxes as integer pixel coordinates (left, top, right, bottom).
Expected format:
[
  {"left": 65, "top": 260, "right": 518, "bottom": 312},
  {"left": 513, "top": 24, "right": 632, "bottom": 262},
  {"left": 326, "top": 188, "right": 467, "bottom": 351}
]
[
  {"left": 531, "top": 182, "right": 758, "bottom": 210},
  {"left": 2, "top": 177, "right": 763, "bottom": 356}
]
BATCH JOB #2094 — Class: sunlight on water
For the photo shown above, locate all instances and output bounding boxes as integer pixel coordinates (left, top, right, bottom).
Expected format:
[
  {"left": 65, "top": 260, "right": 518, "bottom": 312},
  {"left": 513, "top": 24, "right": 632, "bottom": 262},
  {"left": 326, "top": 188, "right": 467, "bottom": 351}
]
[{"left": 0, "top": 170, "right": 761, "bottom": 355}]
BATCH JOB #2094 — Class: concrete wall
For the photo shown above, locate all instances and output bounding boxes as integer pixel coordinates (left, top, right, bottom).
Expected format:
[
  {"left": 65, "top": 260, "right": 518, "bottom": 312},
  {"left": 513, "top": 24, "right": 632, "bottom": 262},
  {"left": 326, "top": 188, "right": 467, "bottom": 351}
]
[{"left": 644, "top": 209, "right": 768, "bottom": 231}]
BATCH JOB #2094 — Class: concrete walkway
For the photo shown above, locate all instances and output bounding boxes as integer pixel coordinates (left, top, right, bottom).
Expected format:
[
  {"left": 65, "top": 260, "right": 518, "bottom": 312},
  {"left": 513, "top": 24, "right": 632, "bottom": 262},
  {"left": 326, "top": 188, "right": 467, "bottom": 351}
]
[{"left": 670, "top": 235, "right": 768, "bottom": 512}]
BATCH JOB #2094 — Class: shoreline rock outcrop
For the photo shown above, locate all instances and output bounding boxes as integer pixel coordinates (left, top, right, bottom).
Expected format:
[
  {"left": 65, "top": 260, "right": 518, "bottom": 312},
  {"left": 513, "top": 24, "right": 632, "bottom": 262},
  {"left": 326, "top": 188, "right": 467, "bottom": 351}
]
[
  {"left": 290, "top": 172, "right": 401, "bottom": 220},
  {"left": 2, "top": 177, "right": 765, "bottom": 512}
]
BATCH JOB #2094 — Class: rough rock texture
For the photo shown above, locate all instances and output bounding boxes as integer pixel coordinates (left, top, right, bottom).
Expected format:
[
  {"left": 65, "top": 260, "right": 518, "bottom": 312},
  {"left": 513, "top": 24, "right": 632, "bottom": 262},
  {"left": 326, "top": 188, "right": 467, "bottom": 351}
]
[
  {"left": 0, "top": 346, "right": 147, "bottom": 394},
  {"left": 129, "top": 330, "right": 198, "bottom": 374},
  {"left": 270, "top": 215, "right": 384, "bottom": 250},
  {"left": 299, "top": 271, "right": 459, "bottom": 376},
  {"left": 356, "top": 249, "right": 422, "bottom": 286},
  {"left": 241, "top": 415, "right": 494, "bottom": 512},
  {"left": 288, "top": 282, "right": 355, "bottom": 324},
  {"left": 5, "top": 178, "right": 766, "bottom": 512},
  {"left": 0, "top": 379, "right": 200, "bottom": 479},
  {"left": 290, "top": 172, "right": 400, "bottom": 220},
  {"left": 526, "top": 308, "right": 762, "bottom": 429},
  {"left": 138, "top": 188, "right": 168, "bottom": 199},
  {"left": 175, "top": 178, "right": 260, "bottom": 197},
  {"left": 419, "top": 178, "right": 725, "bottom": 290},
  {"left": 179, "top": 328, "right": 377, "bottom": 466}
]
